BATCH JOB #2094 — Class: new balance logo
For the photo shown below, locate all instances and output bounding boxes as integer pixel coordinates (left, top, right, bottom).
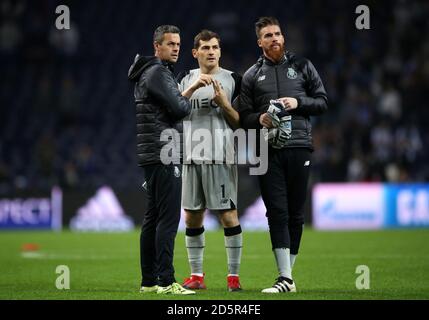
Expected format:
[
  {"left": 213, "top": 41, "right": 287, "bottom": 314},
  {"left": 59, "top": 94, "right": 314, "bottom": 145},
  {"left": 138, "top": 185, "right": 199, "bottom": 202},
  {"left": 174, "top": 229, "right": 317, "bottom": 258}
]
[
  {"left": 257, "top": 75, "right": 266, "bottom": 82},
  {"left": 304, "top": 160, "right": 310, "bottom": 166}
]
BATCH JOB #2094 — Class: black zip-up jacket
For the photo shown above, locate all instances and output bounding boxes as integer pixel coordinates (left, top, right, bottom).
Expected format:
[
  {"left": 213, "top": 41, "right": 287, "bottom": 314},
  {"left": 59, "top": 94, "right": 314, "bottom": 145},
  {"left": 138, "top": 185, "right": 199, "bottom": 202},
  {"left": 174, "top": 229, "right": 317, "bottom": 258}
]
[
  {"left": 128, "top": 55, "right": 191, "bottom": 166},
  {"left": 239, "top": 51, "right": 328, "bottom": 150}
]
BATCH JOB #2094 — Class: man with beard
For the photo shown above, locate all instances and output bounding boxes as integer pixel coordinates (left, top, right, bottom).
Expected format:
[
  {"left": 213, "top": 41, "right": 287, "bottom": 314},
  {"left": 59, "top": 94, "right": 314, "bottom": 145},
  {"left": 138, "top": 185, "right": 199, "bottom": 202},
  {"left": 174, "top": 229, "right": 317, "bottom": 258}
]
[{"left": 238, "top": 17, "right": 328, "bottom": 293}]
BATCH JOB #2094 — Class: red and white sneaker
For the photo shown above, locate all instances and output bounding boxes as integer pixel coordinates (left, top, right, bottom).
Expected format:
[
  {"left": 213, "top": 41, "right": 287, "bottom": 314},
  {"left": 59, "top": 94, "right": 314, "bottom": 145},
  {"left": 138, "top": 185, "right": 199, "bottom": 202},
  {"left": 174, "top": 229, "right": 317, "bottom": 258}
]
[
  {"left": 227, "top": 275, "right": 242, "bottom": 292},
  {"left": 182, "top": 274, "right": 207, "bottom": 290}
]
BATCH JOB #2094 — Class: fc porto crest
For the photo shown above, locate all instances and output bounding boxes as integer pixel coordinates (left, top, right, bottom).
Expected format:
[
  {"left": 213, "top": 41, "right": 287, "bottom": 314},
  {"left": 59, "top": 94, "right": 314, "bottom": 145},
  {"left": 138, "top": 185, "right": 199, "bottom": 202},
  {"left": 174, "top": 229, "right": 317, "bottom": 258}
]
[{"left": 287, "top": 67, "right": 298, "bottom": 79}]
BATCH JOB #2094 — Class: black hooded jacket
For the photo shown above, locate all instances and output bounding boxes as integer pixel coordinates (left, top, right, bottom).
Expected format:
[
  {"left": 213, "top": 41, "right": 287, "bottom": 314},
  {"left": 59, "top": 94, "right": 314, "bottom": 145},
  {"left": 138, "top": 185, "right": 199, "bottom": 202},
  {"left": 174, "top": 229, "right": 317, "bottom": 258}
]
[
  {"left": 239, "top": 51, "right": 328, "bottom": 150},
  {"left": 128, "top": 55, "right": 191, "bottom": 166}
]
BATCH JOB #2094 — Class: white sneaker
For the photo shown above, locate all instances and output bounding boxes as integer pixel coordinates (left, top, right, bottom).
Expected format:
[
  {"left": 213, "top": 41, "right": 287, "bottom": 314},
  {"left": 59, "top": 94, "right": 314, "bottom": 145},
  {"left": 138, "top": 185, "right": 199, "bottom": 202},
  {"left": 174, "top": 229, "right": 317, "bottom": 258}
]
[
  {"left": 262, "top": 277, "right": 297, "bottom": 293},
  {"left": 157, "top": 282, "right": 196, "bottom": 295},
  {"left": 140, "top": 285, "right": 158, "bottom": 293}
]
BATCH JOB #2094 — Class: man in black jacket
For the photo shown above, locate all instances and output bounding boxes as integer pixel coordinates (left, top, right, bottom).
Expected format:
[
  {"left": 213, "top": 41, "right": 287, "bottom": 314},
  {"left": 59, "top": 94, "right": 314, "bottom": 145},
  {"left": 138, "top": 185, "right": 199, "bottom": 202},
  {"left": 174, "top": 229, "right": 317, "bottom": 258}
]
[
  {"left": 128, "top": 25, "right": 194, "bottom": 295},
  {"left": 239, "top": 17, "right": 328, "bottom": 293}
]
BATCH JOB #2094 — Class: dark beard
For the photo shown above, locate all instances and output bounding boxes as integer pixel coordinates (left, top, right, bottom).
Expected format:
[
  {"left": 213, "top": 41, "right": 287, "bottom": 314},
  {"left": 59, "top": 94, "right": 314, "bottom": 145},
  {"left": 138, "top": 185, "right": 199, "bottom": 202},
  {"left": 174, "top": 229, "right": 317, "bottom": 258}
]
[{"left": 264, "top": 44, "right": 285, "bottom": 63}]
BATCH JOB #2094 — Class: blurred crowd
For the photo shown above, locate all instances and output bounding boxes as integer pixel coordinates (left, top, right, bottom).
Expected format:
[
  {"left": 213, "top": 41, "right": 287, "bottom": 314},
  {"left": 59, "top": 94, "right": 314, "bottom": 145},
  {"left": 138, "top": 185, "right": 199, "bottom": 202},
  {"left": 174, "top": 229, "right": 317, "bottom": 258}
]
[
  {"left": 0, "top": 0, "right": 428, "bottom": 195},
  {"left": 311, "top": 1, "right": 429, "bottom": 183}
]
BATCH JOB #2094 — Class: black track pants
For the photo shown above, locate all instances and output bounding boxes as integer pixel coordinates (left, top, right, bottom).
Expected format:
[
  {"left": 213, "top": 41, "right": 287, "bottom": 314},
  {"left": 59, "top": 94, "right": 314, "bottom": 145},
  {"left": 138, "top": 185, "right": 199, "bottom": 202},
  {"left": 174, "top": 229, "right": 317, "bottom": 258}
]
[
  {"left": 258, "top": 148, "right": 311, "bottom": 254},
  {"left": 140, "top": 164, "right": 182, "bottom": 287}
]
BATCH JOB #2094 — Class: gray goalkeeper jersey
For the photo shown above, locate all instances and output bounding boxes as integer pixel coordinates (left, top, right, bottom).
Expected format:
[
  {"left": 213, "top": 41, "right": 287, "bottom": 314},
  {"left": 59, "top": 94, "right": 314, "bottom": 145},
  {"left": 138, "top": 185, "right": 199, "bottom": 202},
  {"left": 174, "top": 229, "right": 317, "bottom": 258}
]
[{"left": 179, "top": 68, "right": 241, "bottom": 163}]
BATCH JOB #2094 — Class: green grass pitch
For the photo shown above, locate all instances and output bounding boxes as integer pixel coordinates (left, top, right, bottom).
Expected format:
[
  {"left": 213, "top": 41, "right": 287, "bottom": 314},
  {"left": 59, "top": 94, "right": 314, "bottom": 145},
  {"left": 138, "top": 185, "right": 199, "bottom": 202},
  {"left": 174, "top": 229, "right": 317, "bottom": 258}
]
[{"left": 0, "top": 229, "right": 428, "bottom": 300}]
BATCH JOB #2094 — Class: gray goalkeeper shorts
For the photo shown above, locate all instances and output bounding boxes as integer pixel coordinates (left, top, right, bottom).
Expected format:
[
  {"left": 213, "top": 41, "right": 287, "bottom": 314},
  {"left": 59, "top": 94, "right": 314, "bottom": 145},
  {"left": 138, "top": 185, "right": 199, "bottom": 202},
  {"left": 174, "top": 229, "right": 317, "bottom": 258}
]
[{"left": 182, "top": 164, "right": 238, "bottom": 210}]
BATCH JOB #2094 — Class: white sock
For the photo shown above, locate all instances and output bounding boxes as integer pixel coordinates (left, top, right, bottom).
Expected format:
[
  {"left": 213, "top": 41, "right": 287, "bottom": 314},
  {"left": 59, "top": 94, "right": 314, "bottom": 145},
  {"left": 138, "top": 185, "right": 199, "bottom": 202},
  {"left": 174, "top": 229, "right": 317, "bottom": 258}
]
[
  {"left": 185, "top": 233, "right": 205, "bottom": 275},
  {"left": 273, "top": 248, "right": 292, "bottom": 280},
  {"left": 224, "top": 233, "right": 242, "bottom": 276},
  {"left": 290, "top": 254, "right": 297, "bottom": 269}
]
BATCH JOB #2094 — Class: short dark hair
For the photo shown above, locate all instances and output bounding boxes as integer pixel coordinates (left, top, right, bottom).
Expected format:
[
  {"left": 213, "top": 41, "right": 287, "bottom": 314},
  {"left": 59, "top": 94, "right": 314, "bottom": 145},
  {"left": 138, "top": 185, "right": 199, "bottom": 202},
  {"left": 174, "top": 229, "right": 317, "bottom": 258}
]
[
  {"left": 193, "top": 29, "right": 221, "bottom": 49},
  {"left": 255, "top": 16, "right": 281, "bottom": 38},
  {"left": 153, "top": 25, "right": 180, "bottom": 44}
]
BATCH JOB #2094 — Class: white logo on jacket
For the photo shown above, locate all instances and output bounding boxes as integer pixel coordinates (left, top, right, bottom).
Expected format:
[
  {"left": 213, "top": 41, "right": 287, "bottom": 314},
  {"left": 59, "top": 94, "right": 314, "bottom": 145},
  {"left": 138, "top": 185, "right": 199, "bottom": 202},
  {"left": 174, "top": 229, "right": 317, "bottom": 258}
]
[
  {"left": 287, "top": 68, "right": 298, "bottom": 79},
  {"left": 174, "top": 166, "right": 181, "bottom": 178}
]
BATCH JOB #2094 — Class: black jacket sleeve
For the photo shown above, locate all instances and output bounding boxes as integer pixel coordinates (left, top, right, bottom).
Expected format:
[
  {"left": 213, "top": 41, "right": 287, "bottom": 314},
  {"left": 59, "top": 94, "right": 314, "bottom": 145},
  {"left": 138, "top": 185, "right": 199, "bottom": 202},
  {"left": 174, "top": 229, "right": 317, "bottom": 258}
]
[
  {"left": 295, "top": 60, "right": 328, "bottom": 116},
  {"left": 147, "top": 65, "right": 191, "bottom": 121},
  {"left": 238, "top": 69, "right": 263, "bottom": 129},
  {"left": 231, "top": 72, "right": 242, "bottom": 102}
]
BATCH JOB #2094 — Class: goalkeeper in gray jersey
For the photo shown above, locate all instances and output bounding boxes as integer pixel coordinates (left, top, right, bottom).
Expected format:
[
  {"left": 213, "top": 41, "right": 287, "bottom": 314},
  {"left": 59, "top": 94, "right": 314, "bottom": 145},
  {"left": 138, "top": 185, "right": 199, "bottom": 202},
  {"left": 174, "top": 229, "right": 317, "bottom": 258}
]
[{"left": 178, "top": 30, "right": 243, "bottom": 292}]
